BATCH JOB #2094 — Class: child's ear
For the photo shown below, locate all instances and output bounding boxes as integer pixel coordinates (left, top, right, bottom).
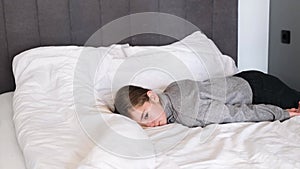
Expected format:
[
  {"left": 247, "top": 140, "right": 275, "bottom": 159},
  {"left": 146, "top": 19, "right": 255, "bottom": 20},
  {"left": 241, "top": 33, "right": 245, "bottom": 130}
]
[{"left": 146, "top": 91, "right": 159, "bottom": 103}]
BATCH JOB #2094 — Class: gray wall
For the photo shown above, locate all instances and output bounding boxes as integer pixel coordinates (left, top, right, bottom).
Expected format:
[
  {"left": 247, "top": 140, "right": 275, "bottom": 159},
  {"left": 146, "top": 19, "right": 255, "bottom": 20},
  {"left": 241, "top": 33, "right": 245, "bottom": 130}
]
[{"left": 269, "top": 0, "right": 300, "bottom": 91}]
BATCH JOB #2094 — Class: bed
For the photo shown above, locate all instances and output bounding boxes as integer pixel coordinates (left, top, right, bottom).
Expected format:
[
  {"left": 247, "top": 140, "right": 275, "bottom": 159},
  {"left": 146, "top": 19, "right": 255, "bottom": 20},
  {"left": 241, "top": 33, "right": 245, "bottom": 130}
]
[{"left": 1, "top": 0, "right": 300, "bottom": 169}]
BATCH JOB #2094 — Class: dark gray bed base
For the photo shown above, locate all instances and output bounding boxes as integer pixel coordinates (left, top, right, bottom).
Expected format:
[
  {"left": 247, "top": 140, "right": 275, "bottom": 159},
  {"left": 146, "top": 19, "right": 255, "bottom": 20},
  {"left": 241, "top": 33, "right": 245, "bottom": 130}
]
[{"left": 0, "top": 0, "right": 237, "bottom": 94}]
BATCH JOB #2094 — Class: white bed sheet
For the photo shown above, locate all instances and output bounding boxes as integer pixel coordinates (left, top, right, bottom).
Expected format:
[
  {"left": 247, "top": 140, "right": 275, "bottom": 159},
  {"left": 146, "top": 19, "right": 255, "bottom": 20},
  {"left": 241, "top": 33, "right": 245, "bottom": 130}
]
[
  {"left": 0, "top": 92, "right": 26, "bottom": 169},
  {"left": 147, "top": 119, "right": 300, "bottom": 168},
  {"left": 78, "top": 118, "right": 300, "bottom": 168}
]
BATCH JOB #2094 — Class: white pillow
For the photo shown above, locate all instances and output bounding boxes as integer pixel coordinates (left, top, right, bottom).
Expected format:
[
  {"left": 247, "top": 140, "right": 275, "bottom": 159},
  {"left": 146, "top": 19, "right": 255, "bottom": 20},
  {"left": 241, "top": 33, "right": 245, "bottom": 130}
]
[
  {"left": 123, "top": 31, "right": 238, "bottom": 82},
  {"left": 12, "top": 45, "right": 154, "bottom": 169},
  {"left": 94, "top": 31, "right": 238, "bottom": 110}
]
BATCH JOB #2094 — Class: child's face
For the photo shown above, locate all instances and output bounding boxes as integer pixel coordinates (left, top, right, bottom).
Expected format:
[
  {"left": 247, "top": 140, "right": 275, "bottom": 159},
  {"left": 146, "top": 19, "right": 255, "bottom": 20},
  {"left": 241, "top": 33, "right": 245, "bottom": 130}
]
[{"left": 130, "top": 101, "right": 167, "bottom": 127}]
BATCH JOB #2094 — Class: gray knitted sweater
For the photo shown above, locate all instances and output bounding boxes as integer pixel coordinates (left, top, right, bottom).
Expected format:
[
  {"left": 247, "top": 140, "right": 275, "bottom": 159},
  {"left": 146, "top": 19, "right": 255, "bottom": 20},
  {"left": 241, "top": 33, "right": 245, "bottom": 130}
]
[{"left": 158, "top": 77, "right": 290, "bottom": 127}]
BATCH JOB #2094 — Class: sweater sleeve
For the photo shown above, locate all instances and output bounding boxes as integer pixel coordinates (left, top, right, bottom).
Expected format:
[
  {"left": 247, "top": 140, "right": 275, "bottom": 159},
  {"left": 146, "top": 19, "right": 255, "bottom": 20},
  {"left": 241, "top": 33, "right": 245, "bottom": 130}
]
[{"left": 200, "top": 100, "right": 291, "bottom": 126}]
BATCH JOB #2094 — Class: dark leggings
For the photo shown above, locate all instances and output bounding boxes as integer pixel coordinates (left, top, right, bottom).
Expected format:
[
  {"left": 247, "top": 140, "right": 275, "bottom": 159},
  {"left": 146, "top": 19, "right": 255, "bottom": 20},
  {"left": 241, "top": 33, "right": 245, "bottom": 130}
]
[{"left": 234, "top": 70, "right": 300, "bottom": 109}]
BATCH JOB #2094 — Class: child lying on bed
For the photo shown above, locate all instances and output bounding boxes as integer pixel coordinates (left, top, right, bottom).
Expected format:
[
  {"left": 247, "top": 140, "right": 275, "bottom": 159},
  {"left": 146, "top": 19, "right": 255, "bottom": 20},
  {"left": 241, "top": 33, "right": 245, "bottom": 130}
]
[{"left": 114, "top": 70, "right": 300, "bottom": 127}]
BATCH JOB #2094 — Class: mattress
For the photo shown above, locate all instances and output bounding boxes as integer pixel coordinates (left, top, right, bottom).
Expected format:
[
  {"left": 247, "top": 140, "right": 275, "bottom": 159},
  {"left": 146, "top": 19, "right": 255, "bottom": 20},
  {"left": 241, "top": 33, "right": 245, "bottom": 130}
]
[{"left": 0, "top": 92, "right": 26, "bottom": 169}]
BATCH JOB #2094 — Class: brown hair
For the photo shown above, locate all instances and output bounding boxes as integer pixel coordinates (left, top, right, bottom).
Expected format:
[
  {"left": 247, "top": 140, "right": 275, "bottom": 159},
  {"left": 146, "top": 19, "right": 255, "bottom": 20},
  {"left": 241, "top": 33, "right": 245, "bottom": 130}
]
[{"left": 114, "top": 85, "right": 150, "bottom": 117}]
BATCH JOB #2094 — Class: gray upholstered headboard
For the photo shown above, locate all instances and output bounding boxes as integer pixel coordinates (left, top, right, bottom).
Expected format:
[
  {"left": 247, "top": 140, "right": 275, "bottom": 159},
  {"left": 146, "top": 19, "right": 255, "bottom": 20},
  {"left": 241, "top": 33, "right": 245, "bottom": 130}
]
[{"left": 0, "top": 0, "right": 237, "bottom": 94}]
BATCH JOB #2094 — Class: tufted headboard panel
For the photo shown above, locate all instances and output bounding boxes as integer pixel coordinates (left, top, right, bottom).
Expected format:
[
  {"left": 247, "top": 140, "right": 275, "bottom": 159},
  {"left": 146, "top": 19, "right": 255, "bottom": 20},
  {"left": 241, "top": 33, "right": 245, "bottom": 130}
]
[{"left": 0, "top": 0, "right": 238, "bottom": 94}]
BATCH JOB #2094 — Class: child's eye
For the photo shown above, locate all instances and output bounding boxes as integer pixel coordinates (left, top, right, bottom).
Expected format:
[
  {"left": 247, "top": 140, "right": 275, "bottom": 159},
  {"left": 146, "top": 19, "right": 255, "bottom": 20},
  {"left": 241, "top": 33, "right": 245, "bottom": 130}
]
[{"left": 144, "top": 113, "right": 149, "bottom": 120}]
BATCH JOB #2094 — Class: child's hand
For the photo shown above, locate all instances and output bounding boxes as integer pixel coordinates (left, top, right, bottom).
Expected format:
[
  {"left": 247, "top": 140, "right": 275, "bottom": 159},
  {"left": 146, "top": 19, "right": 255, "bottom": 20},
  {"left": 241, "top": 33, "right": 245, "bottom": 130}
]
[{"left": 287, "top": 101, "right": 300, "bottom": 117}]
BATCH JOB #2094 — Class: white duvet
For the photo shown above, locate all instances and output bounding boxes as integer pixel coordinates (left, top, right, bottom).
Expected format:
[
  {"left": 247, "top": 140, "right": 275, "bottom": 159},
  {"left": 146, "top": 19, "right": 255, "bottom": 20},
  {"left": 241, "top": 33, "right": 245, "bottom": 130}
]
[
  {"left": 77, "top": 119, "right": 300, "bottom": 169},
  {"left": 12, "top": 32, "right": 300, "bottom": 169}
]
